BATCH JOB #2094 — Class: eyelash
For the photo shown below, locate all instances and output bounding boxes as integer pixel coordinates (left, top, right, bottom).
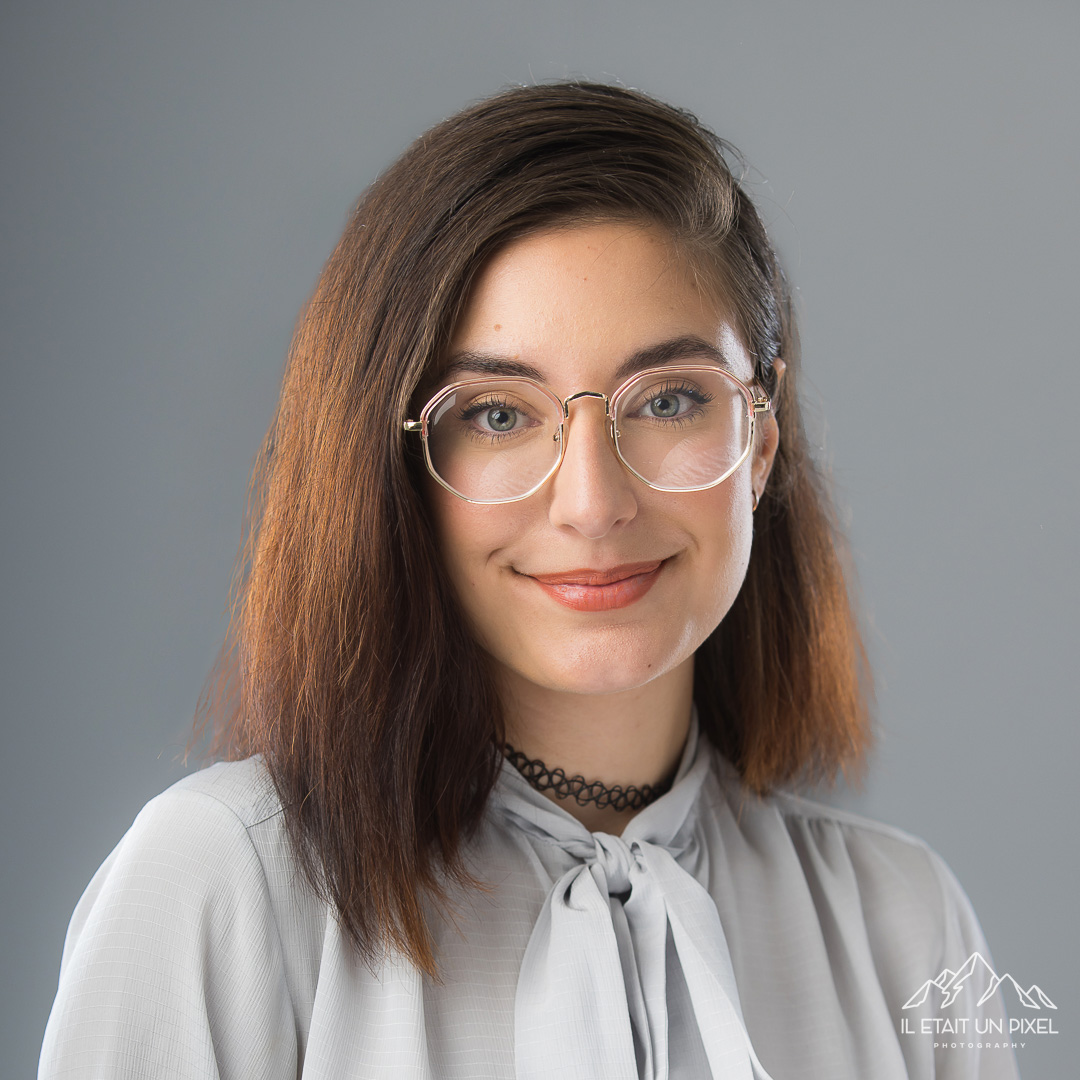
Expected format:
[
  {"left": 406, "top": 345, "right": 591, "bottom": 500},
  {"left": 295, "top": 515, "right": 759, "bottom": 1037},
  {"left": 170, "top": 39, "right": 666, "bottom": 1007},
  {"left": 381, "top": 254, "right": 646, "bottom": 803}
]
[
  {"left": 452, "top": 377, "right": 716, "bottom": 440},
  {"left": 630, "top": 381, "right": 714, "bottom": 423},
  {"left": 651, "top": 380, "right": 712, "bottom": 402},
  {"left": 457, "top": 396, "right": 532, "bottom": 441}
]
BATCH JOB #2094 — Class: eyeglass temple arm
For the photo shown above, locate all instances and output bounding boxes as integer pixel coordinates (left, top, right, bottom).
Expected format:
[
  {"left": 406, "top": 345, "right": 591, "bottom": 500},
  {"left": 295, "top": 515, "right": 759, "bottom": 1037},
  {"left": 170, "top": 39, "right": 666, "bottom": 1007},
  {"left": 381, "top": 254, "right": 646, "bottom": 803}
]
[{"left": 403, "top": 420, "right": 423, "bottom": 432}]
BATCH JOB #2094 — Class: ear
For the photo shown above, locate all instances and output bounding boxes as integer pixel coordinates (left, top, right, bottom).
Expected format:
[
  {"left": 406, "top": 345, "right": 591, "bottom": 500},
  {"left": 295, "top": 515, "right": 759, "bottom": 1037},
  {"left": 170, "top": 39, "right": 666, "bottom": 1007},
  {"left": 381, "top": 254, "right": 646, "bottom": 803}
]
[{"left": 751, "top": 358, "right": 785, "bottom": 502}]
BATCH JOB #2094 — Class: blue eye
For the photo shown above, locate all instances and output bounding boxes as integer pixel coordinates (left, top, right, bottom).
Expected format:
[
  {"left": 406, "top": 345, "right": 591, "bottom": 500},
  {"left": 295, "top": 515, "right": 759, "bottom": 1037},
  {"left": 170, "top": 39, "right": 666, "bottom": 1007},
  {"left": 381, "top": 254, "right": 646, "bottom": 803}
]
[
  {"left": 647, "top": 393, "right": 683, "bottom": 418},
  {"left": 483, "top": 406, "right": 518, "bottom": 431},
  {"left": 631, "top": 381, "right": 713, "bottom": 423},
  {"left": 456, "top": 395, "right": 539, "bottom": 442}
]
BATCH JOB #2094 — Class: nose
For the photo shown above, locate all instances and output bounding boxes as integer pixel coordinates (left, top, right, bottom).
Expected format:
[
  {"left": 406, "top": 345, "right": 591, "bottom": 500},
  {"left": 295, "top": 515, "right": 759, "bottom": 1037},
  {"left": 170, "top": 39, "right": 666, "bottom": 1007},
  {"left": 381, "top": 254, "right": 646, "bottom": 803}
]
[{"left": 547, "top": 395, "right": 638, "bottom": 538}]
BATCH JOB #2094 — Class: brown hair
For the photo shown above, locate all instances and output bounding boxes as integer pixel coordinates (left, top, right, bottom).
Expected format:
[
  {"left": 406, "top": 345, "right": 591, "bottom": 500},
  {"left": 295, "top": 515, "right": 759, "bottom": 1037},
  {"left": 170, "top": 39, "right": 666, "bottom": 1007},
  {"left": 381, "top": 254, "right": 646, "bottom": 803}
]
[{"left": 194, "top": 82, "right": 872, "bottom": 976}]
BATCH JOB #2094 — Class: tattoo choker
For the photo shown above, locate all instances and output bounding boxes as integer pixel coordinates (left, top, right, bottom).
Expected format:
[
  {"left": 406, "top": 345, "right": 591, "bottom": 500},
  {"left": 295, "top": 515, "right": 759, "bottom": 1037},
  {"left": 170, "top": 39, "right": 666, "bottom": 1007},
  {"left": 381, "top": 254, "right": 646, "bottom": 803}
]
[{"left": 503, "top": 744, "right": 672, "bottom": 812}]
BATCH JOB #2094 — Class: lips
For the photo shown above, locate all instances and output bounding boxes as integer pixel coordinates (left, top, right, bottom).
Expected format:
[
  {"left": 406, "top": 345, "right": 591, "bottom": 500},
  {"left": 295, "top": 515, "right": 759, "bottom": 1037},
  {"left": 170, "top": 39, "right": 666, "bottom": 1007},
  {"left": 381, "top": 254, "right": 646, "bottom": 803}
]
[{"left": 523, "top": 559, "right": 667, "bottom": 611}]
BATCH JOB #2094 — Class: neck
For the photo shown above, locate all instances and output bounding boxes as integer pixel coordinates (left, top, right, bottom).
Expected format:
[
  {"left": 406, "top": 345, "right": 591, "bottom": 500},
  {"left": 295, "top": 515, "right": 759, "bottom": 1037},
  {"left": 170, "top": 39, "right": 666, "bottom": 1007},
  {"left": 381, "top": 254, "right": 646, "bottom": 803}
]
[{"left": 498, "top": 657, "right": 694, "bottom": 834}]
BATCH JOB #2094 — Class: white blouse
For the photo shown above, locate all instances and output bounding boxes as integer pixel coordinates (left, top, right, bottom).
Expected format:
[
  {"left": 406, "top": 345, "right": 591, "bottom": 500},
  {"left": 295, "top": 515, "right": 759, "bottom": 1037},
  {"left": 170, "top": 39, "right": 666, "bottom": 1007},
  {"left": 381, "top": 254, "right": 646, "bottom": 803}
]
[{"left": 40, "top": 718, "right": 1020, "bottom": 1079}]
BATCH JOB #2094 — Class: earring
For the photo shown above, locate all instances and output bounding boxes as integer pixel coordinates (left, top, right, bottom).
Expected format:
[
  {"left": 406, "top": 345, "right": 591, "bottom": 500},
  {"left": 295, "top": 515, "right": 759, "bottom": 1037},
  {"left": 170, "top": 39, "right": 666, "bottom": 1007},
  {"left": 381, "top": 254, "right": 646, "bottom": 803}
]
[{"left": 751, "top": 489, "right": 759, "bottom": 512}]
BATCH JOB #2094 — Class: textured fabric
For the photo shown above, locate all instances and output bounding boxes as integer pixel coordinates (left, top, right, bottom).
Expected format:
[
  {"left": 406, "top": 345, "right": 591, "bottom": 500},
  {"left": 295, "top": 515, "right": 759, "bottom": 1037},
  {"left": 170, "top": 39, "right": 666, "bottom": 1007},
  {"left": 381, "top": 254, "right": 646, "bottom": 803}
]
[
  {"left": 40, "top": 717, "right": 1020, "bottom": 1079},
  {"left": 504, "top": 726, "right": 768, "bottom": 1079}
]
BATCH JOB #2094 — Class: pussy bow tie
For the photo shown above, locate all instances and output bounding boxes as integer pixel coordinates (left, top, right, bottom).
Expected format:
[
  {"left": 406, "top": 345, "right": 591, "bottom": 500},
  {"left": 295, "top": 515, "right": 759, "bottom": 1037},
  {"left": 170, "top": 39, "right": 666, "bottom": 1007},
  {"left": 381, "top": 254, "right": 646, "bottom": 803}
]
[{"left": 494, "top": 723, "right": 774, "bottom": 1080}]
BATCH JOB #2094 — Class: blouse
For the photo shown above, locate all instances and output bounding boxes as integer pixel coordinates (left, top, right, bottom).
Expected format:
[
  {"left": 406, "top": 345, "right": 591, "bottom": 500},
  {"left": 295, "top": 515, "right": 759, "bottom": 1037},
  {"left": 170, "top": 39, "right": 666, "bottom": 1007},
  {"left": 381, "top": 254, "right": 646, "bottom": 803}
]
[{"left": 39, "top": 716, "right": 1020, "bottom": 1079}]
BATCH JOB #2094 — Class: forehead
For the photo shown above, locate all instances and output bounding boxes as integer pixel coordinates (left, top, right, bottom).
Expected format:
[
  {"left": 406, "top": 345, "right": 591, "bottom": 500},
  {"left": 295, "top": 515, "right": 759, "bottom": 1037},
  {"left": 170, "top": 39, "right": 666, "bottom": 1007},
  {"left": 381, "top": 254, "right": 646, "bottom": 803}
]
[{"left": 445, "top": 221, "right": 753, "bottom": 387}]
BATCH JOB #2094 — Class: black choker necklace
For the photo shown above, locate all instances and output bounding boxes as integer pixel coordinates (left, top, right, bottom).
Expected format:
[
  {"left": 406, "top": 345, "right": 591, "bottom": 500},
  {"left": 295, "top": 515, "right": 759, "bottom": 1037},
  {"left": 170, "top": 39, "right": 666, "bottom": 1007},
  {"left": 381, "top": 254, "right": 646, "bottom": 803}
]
[{"left": 503, "top": 744, "right": 672, "bottom": 812}]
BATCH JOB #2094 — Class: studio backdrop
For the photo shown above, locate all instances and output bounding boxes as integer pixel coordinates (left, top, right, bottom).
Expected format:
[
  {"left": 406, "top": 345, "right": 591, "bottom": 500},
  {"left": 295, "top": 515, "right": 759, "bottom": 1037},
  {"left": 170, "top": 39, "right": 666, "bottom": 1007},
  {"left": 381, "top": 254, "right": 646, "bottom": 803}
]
[{"left": 2, "top": 2, "right": 1076, "bottom": 1077}]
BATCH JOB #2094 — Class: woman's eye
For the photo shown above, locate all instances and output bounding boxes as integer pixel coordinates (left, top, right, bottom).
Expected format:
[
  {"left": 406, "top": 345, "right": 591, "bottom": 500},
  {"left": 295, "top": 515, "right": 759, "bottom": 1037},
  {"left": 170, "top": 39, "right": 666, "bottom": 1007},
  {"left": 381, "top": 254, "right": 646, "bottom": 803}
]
[
  {"left": 647, "top": 393, "right": 684, "bottom": 418},
  {"left": 482, "top": 406, "right": 519, "bottom": 431},
  {"left": 457, "top": 397, "right": 536, "bottom": 437},
  {"left": 638, "top": 386, "right": 708, "bottom": 419}
]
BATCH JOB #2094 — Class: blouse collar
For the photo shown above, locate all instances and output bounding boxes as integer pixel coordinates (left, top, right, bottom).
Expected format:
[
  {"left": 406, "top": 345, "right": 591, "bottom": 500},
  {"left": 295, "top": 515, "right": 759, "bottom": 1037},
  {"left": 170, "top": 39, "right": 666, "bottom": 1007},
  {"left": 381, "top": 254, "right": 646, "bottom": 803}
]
[
  {"left": 487, "top": 708, "right": 774, "bottom": 1080},
  {"left": 490, "top": 705, "right": 710, "bottom": 850}
]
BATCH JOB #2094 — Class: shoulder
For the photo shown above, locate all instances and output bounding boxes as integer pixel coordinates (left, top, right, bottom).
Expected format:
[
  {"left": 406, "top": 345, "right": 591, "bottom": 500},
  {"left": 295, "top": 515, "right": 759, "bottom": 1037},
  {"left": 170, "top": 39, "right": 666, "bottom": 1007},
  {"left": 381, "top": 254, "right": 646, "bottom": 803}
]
[
  {"left": 146, "top": 754, "right": 284, "bottom": 830},
  {"left": 89, "top": 757, "right": 292, "bottom": 907},
  {"left": 768, "top": 784, "right": 952, "bottom": 905},
  {"left": 699, "top": 750, "right": 1015, "bottom": 1075},
  {"left": 40, "top": 759, "right": 310, "bottom": 1078},
  {"left": 707, "top": 746, "right": 952, "bottom": 889},
  {"left": 703, "top": 749, "right": 985, "bottom": 977},
  {"left": 56, "top": 756, "right": 297, "bottom": 971}
]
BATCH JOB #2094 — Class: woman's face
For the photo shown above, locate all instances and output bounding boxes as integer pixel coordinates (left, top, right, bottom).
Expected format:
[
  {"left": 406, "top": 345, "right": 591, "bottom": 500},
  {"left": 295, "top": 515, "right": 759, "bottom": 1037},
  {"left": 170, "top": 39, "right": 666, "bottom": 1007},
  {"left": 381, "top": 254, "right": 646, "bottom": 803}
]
[{"left": 426, "top": 221, "right": 779, "bottom": 702}]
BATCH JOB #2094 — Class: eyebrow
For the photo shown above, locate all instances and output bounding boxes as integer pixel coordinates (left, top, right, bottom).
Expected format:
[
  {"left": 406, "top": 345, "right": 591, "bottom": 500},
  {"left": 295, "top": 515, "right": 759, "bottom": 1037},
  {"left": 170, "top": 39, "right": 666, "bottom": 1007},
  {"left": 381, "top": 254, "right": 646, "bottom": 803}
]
[
  {"left": 613, "top": 336, "right": 733, "bottom": 380},
  {"left": 443, "top": 335, "right": 735, "bottom": 384}
]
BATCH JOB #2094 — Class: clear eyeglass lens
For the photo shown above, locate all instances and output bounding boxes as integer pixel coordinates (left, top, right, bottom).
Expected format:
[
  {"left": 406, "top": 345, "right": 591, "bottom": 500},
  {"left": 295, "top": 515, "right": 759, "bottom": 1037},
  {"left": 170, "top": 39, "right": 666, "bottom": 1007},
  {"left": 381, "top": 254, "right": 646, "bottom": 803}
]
[
  {"left": 423, "top": 368, "right": 753, "bottom": 502},
  {"left": 425, "top": 379, "right": 563, "bottom": 502},
  {"left": 613, "top": 367, "right": 751, "bottom": 490}
]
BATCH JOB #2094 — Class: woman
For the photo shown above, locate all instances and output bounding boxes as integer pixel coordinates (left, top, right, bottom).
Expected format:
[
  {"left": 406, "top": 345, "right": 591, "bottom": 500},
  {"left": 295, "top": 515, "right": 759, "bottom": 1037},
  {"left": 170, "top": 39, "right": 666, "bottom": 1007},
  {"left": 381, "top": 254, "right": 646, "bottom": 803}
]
[{"left": 40, "top": 83, "right": 1018, "bottom": 1079}]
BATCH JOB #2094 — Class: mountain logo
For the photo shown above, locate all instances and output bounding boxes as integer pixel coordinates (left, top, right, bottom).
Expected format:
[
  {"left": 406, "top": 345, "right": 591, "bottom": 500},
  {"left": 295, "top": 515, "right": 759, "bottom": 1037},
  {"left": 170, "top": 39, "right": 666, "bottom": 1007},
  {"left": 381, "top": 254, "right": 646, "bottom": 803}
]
[{"left": 903, "top": 952, "right": 1057, "bottom": 1012}]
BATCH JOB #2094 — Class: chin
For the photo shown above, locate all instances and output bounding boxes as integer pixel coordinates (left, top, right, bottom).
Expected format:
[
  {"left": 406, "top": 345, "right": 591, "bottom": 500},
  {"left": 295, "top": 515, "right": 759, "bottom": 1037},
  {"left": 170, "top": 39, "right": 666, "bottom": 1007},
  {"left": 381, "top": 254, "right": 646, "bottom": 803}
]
[{"left": 519, "top": 626, "right": 696, "bottom": 697}]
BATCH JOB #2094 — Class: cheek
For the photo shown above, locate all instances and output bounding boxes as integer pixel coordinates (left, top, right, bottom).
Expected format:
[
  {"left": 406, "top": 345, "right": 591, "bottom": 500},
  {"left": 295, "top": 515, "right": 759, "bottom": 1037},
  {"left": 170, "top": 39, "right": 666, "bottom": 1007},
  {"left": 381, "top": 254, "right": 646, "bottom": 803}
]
[
  {"left": 688, "top": 485, "right": 755, "bottom": 626},
  {"left": 428, "top": 487, "right": 482, "bottom": 584},
  {"left": 425, "top": 485, "right": 524, "bottom": 627}
]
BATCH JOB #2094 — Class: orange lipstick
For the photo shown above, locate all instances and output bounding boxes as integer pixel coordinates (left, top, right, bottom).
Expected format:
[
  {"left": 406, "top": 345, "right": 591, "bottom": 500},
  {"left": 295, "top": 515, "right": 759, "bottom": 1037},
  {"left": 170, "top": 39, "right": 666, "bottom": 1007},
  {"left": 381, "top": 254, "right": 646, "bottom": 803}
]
[{"left": 526, "top": 560, "right": 665, "bottom": 612}]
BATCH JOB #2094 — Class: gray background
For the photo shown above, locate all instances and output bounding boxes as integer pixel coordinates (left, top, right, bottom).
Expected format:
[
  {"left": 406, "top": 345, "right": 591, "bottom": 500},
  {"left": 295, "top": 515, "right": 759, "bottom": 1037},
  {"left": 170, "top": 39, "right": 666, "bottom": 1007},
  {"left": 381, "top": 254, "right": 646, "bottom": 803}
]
[{"left": 3, "top": 1, "right": 1076, "bottom": 1075}]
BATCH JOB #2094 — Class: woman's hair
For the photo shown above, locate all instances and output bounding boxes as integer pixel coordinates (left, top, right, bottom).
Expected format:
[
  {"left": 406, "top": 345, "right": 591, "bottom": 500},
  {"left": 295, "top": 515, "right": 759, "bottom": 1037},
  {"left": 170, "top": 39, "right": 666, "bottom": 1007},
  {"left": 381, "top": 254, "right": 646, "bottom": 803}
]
[{"left": 194, "top": 81, "right": 872, "bottom": 975}]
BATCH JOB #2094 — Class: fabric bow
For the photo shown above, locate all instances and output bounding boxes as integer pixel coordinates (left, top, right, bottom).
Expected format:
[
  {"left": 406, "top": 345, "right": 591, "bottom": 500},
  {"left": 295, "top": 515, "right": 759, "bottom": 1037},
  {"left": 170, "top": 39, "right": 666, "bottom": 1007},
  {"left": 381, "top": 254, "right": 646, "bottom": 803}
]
[{"left": 494, "top": 721, "right": 774, "bottom": 1080}]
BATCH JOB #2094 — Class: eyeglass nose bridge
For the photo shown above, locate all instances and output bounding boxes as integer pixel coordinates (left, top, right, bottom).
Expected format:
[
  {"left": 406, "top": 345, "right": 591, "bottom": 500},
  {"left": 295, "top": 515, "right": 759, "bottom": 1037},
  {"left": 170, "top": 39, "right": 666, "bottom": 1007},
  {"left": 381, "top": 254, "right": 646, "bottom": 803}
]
[
  {"left": 560, "top": 388, "right": 611, "bottom": 417},
  {"left": 554, "top": 389, "right": 620, "bottom": 450}
]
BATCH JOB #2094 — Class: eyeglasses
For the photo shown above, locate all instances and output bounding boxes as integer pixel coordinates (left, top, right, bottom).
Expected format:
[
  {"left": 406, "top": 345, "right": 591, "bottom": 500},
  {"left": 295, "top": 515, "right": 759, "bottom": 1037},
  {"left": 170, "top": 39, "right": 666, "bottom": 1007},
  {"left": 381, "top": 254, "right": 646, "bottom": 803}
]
[{"left": 404, "top": 364, "right": 772, "bottom": 505}]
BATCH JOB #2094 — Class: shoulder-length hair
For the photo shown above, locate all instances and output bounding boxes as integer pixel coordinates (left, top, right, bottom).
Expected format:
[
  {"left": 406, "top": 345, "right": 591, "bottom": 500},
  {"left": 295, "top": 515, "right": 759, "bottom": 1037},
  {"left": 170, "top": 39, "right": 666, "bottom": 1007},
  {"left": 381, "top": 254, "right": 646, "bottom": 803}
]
[{"left": 195, "top": 82, "right": 872, "bottom": 976}]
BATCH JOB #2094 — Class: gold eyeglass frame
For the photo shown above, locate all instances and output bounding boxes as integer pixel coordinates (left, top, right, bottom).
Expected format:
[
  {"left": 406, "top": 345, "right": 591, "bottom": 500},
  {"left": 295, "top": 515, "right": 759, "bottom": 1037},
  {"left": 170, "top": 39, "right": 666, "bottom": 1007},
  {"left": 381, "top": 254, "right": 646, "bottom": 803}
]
[{"left": 403, "top": 364, "right": 772, "bottom": 505}]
